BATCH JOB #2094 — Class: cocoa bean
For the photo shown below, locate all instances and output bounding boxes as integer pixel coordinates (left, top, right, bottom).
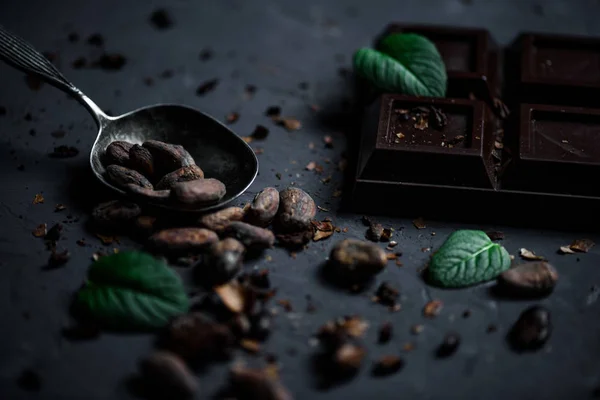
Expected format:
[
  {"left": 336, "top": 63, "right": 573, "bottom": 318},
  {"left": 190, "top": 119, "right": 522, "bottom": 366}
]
[
  {"left": 277, "top": 187, "right": 316, "bottom": 232},
  {"left": 155, "top": 165, "right": 205, "bottom": 191},
  {"left": 92, "top": 200, "right": 141, "bottom": 227},
  {"left": 196, "top": 238, "right": 245, "bottom": 286},
  {"left": 142, "top": 140, "right": 195, "bottom": 176},
  {"left": 105, "top": 164, "right": 153, "bottom": 189},
  {"left": 149, "top": 227, "right": 218, "bottom": 254},
  {"left": 229, "top": 364, "right": 293, "bottom": 400},
  {"left": 171, "top": 179, "right": 226, "bottom": 206},
  {"left": 163, "top": 312, "right": 235, "bottom": 361},
  {"left": 104, "top": 141, "right": 133, "bottom": 166},
  {"left": 245, "top": 187, "right": 279, "bottom": 227},
  {"left": 198, "top": 207, "right": 245, "bottom": 233},
  {"left": 508, "top": 305, "right": 551, "bottom": 351},
  {"left": 328, "top": 239, "right": 387, "bottom": 285},
  {"left": 224, "top": 221, "right": 275, "bottom": 250},
  {"left": 498, "top": 262, "right": 558, "bottom": 296},
  {"left": 128, "top": 144, "right": 155, "bottom": 178},
  {"left": 276, "top": 229, "right": 313, "bottom": 249},
  {"left": 139, "top": 351, "right": 198, "bottom": 398},
  {"left": 125, "top": 184, "right": 170, "bottom": 203}
]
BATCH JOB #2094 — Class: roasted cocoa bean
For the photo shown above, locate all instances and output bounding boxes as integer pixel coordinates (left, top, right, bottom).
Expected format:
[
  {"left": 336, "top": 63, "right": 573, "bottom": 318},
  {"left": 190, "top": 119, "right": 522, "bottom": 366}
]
[
  {"left": 224, "top": 221, "right": 275, "bottom": 250},
  {"left": 245, "top": 187, "right": 279, "bottom": 227},
  {"left": 275, "top": 228, "right": 313, "bottom": 249},
  {"left": 366, "top": 223, "right": 384, "bottom": 242},
  {"left": 142, "top": 140, "right": 195, "bottom": 176},
  {"left": 162, "top": 312, "right": 235, "bottom": 362},
  {"left": 498, "top": 262, "right": 558, "bottom": 296},
  {"left": 508, "top": 305, "right": 551, "bottom": 351},
  {"left": 104, "top": 140, "right": 133, "bottom": 166},
  {"left": 149, "top": 228, "right": 218, "bottom": 254},
  {"left": 125, "top": 184, "right": 170, "bottom": 203},
  {"left": 198, "top": 207, "right": 245, "bottom": 233},
  {"left": 155, "top": 165, "right": 205, "bottom": 191},
  {"left": 171, "top": 178, "right": 226, "bottom": 206},
  {"left": 128, "top": 144, "right": 155, "bottom": 178},
  {"left": 105, "top": 164, "right": 153, "bottom": 189},
  {"left": 230, "top": 364, "right": 293, "bottom": 400},
  {"left": 277, "top": 187, "right": 316, "bottom": 232},
  {"left": 92, "top": 200, "right": 141, "bottom": 227},
  {"left": 196, "top": 238, "right": 245, "bottom": 286},
  {"left": 139, "top": 351, "right": 198, "bottom": 398},
  {"left": 328, "top": 239, "right": 387, "bottom": 284}
]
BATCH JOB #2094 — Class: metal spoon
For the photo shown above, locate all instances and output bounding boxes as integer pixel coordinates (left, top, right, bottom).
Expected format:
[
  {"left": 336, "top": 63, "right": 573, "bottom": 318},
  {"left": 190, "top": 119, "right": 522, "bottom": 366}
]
[{"left": 0, "top": 25, "right": 258, "bottom": 213}]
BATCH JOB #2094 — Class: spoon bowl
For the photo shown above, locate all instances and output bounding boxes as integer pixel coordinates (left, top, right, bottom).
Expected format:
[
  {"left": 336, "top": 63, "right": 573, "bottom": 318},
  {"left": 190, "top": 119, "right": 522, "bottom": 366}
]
[{"left": 0, "top": 25, "right": 258, "bottom": 213}]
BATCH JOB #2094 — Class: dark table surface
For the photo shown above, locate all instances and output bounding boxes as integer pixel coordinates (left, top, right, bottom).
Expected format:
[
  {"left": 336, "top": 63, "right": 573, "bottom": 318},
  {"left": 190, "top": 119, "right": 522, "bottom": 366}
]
[{"left": 2, "top": 0, "right": 600, "bottom": 399}]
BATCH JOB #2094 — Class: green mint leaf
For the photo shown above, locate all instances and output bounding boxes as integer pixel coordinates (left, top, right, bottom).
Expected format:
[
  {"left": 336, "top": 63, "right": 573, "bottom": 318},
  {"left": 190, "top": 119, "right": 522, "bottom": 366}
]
[
  {"left": 75, "top": 251, "right": 189, "bottom": 331},
  {"left": 428, "top": 230, "right": 511, "bottom": 288},
  {"left": 353, "top": 33, "right": 447, "bottom": 97}
]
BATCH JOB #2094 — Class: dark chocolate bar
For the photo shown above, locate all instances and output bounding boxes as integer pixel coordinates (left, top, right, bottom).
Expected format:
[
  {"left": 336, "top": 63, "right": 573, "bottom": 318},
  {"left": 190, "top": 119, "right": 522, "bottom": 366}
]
[{"left": 351, "top": 24, "right": 600, "bottom": 227}]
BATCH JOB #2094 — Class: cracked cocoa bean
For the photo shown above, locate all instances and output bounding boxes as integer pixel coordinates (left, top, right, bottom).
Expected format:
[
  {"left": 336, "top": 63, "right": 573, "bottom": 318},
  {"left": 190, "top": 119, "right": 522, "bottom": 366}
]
[
  {"left": 197, "top": 238, "right": 245, "bottom": 286},
  {"left": 128, "top": 144, "right": 155, "bottom": 178},
  {"left": 277, "top": 187, "right": 316, "bottom": 232},
  {"left": 139, "top": 351, "right": 198, "bottom": 398},
  {"left": 198, "top": 207, "right": 245, "bottom": 233},
  {"left": 245, "top": 187, "right": 279, "bottom": 227},
  {"left": 224, "top": 221, "right": 275, "bottom": 250},
  {"left": 142, "top": 140, "right": 195, "bottom": 176},
  {"left": 171, "top": 178, "right": 226, "bottom": 206},
  {"left": 105, "top": 164, "right": 153, "bottom": 189},
  {"left": 155, "top": 165, "right": 205, "bottom": 190},
  {"left": 104, "top": 141, "right": 133, "bottom": 166},
  {"left": 328, "top": 239, "right": 387, "bottom": 284},
  {"left": 149, "top": 227, "right": 218, "bottom": 254},
  {"left": 92, "top": 200, "right": 141, "bottom": 227}
]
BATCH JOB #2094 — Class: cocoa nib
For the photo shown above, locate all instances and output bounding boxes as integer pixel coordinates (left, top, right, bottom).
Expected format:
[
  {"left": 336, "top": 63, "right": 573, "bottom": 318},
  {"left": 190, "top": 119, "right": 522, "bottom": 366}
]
[
  {"left": 372, "top": 355, "right": 404, "bottom": 377},
  {"left": 87, "top": 33, "right": 104, "bottom": 47},
  {"left": 196, "top": 78, "right": 219, "bottom": 96},
  {"left": 435, "top": 333, "right": 460, "bottom": 358},
  {"left": 373, "top": 282, "right": 399, "bottom": 307},
  {"left": 50, "top": 145, "right": 79, "bottom": 158}
]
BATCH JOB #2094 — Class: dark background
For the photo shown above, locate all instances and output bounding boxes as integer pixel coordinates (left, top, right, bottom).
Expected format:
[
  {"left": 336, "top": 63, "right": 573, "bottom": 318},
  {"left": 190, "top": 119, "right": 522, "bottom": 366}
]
[{"left": 1, "top": 0, "right": 600, "bottom": 399}]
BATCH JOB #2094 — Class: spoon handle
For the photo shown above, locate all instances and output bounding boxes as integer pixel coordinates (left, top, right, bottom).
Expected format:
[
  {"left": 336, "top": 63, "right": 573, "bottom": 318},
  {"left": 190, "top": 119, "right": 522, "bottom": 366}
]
[{"left": 0, "top": 25, "right": 81, "bottom": 94}]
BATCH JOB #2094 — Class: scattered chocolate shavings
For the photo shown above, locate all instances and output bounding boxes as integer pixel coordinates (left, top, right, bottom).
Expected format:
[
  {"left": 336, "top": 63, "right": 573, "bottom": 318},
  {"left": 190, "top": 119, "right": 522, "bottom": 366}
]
[
  {"left": 96, "top": 234, "right": 117, "bottom": 245},
  {"left": 17, "top": 369, "right": 42, "bottom": 392},
  {"left": 559, "top": 246, "right": 576, "bottom": 254},
  {"left": 214, "top": 281, "right": 245, "bottom": 313},
  {"left": 91, "top": 53, "right": 126, "bottom": 70},
  {"left": 373, "top": 282, "right": 399, "bottom": 307},
  {"left": 240, "top": 339, "right": 261, "bottom": 354},
  {"left": 306, "top": 161, "right": 316, "bottom": 171},
  {"left": 280, "top": 118, "right": 301, "bottom": 132},
  {"left": 32, "top": 223, "right": 47, "bottom": 237},
  {"left": 87, "top": 34, "right": 104, "bottom": 47},
  {"left": 33, "top": 194, "right": 44, "bottom": 204},
  {"left": 414, "top": 115, "right": 428, "bottom": 130},
  {"left": 265, "top": 106, "right": 281, "bottom": 119},
  {"left": 492, "top": 97, "right": 510, "bottom": 119},
  {"left": 323, "top": 135, "right": 334, "bottom": 148},
  {"left": 199, "top": 48, "right": 213, "bottom": 61},
  {"left": 71, "top": 57, "right": 86, "bottom": 69},
  {"left": 569, "top": 239, "right": 595, "bottom": 253},
  {"left": 48, "top": 249, "right": 70, "bottom": 268},
  {"left": 519, "top": 248, "right": 545, "bottom": 261},
  {"left": 429, "top": 106, "right": 447, "bottom": 130},
  {"left": 372, "top": 355, "right": 404, "bottom": 376},
  {"left": 276, "top": 299, "right": 293, "bottom": 312},
  {"left": 312, "top": 220, "right": 334, "bottom": 241},
  {"left": 50, "top": 145, "right": 79, "bottom": 158},
  {"left": 225, "top": 112, "right": 240, "bottom": 124},
  {"left": 486, "top": 231, "right": 504, "bottom": 241},
  {"left": 251, "top": 125, "right": 269, "bottom": 140},
  {"left": 378, "top": 322, "right": 393, "bottom": 344},
  {"left": 196, "top": 78, "right": 219, "bottom": 96},
  {"left": 412, "top": 217, "right": 426, "bottom": 229},
  {"left": 150, "top": 8, "right": 173, "bottom": 29},
  {"left": 423, "top": 300, "right": 443, "bottom": 318}
]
